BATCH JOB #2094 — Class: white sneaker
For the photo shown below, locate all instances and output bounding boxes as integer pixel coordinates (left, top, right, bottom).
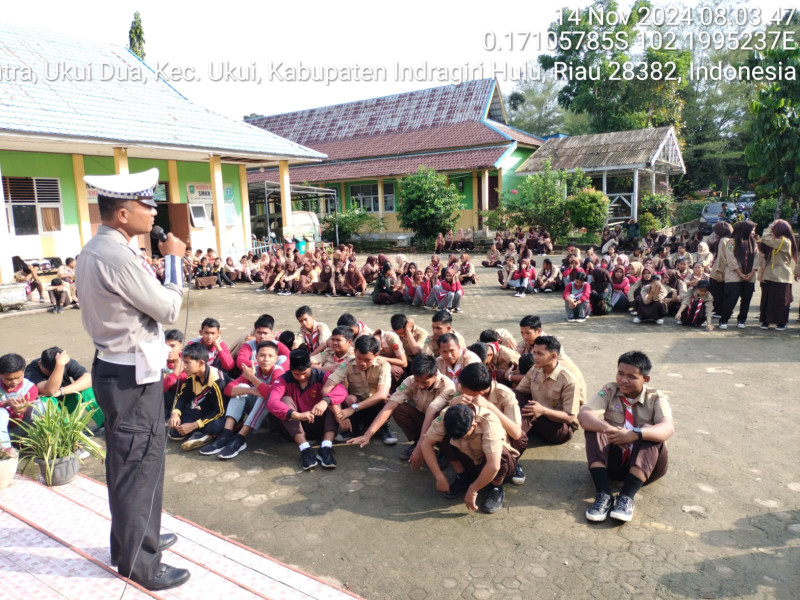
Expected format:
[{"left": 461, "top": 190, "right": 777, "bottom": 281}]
[
  {"left": 544, "top": 289, "right": 553, "bottom": 293},
  {"left": 519, "top": 292, "right": 526, "bottom": 298},
  {"left": 576, "top": 318, "right": 586, "bottom": 323},
  {"left": 633, "top": 317, "right": 641, "bottom": 324},
  {"left": 737, "top": 323, "right": 746, "bottom": 329},
  {"left": 630, "top": 311, "right": 638, "bottom": 316},
  {"left": 656, "top": 319, "right": 664, "bottom": 325},
  {"left": 719, "top": 323, "right": 728, "bottom": 330},
  {"left": 514, "top": 291, "right": 521, "bottom": 297},
  {"left": 567, "top": 317, "right": 575, "bottom": 322}
]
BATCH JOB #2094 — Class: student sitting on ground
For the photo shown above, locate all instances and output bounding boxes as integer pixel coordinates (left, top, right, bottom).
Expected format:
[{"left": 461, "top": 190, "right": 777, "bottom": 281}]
[
  {"left": 200, "top": 341, "right": 286, "bottom": 460},
  {"left": 348, "top": 354, "right": 455, "bottom": 467},
  {"left": 563, "top": 271, "right": 591, "bottom": 323},
  {"left": 24, "top": 347, "right": 102, "bottom": 429},
  {"left": 674, "top": 279, "right": 714, "bottom": 331},
  {"left": 311, "top": 327, "right": 356, "bottom": 373},
  {"left": 391, "top": 314, "right": 428, "bottom": 359},
  {"left": 482, "top": 244, "right": 502, "bottom": 268},
  {"left": 458, "top": 254, "right": 477, "bottom": 285},
  {"left": 322, "top": 336, "right": 395, "bottom": 444},
  {"left": 265, "top": 349, "right": 348, "bottom": 470},
  {"left": 338, "top": 312, "right": 373, "bottom": 338},
  {"left": 632, "top": 274, "right": 668, "bottom": 325},
  {"left": 163, "top": 329, "right": 186, "bottom": 419},
  {"left": 373, "top": 328, "right": 408, "bottom": 384},
  {"left": 236, "top": 314, "right": 291, "bottom": 370},
  {"left": 475, "top": 333, "right": 521, "bottom": 385},
  {"left": 589, "top": 268, "right": 613, "bottom": 316},
  {"left": 420, "top": 401, "right": 520, "bottom": 514},
  {"left": 17, "top": 265, "right": 46, "bottom": 304},
  {"left": 498, "top": 255, "right": 516, "bottom": 290},
  {"left": 45, "top": 278, "right": 73, "bottom": 314},
  {"left": 578, "top": 351, "right": 674, "bottom": 524},
  {"left": 168, "top": 344, "right": 227, "bottom": 451},
  {"left": 533, "top": 258, "right": 561, "bottom": 293},
  {"left": 437, "top": 334, "right": 480, "bottom": 383},
  {"left": 422, "top": 311, "right": 466, "bottom": 358},
  {"left": 186, "top": 317, "right": 236, "bottom": 374},
  {"left": 296, "top": 305, "right": 331, "bottom": 357},
  {"left": 433, "top": 268, "right": 464, "bottom": 313},
  {"left": 1, "top": 353, "right": 43, "bottom": 449}
]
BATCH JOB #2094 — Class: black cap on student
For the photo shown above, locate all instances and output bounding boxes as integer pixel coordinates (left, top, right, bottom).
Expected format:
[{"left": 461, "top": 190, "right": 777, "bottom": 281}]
[
  {"left": 289, "top": 348, "right": 312, "bottom": 371},
  {"left": 696, "top": 279, "right": 710, "bottom": 289}
]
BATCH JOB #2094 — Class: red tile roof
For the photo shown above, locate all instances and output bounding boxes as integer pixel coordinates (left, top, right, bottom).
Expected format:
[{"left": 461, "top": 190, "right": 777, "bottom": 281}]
[
  {"left": 247, "top": 79, "right": 499, "bottom": 145},
  {"left": 247, "top": 146, "right": 510, "bottom": 184}
]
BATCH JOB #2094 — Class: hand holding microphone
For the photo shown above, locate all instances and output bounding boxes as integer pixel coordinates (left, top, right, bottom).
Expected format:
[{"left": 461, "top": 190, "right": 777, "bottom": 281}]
[{"left": 151, "top": 225, "right": 186, "bottom": 258}]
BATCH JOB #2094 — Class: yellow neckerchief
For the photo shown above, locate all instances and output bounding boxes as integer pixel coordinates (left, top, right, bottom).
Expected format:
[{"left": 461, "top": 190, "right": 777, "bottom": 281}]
[{"left": 771, "top": 237, "right": 785, "bottom": 270}]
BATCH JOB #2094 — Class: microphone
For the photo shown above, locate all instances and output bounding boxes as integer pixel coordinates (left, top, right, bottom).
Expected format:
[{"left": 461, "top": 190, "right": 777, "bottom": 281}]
[{"left": 151, "top": 225, "right": 168, "bottom": 242}]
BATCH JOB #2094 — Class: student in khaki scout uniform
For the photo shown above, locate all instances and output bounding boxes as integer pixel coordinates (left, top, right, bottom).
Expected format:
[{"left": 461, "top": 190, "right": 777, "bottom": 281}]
[
  {"left": 483, "top": 328, "right": 517, "bottom": 350},
  {"left": 390, "top": 314, "right": 429, "bottom": 358},
  {"left": 311, "top": 327, "right": 355, "bottom": 373},
  {"left": 422, "top": 311, "right": 466, "bottom": 358},
  {"left": 372, "top": 328, "right": 408, "bottom": 383},
  {"left": 76, "top": 169, "right": 189, "bottom": 590},
  {"left": 436, "top": 334, "right": 480, "bottom": 383},
  {"left": 452, "top": 363, "right": 528, "bottom": 485},
  {"left": 514, "top": 336, "right": 584, "bottom": 447},
  {"left": 578, "top": 351, "right": 674, "bottom": 524},
  {"left": 337, "top": 312, "right": 373, "bottom": 338},
  {"left": 348, "top": 354, "right": 455, "bottom": 467},
  {"left": 718, "top": 220, "right": 760, "bottom": 329},
  {"left": 477, "top": 333, "right": 521, "bottom": 383},
  {"left": 420, "top": 402, "right": 519, "bottom": 514},
  {"left": 295, "top": 305, "right": 331, "bottom": 357},
  {"left": 322, "top": 335, "right": 397, "bottom": 445}
]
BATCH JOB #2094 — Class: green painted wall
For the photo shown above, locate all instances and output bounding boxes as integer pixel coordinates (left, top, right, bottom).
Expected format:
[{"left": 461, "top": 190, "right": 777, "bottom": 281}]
[
  {"left": 0, "top": 150, "right": 78, "bottom": 226},
  {"left": 500, "top": 147, "right": 535, "bottom": 197}
]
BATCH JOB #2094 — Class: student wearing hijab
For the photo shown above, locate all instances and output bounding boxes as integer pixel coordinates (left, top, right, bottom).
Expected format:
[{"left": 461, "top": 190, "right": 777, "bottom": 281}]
[
  {"left": 757, "top": 219, "right": 800, "bottom": 330},
  {"left": 632, "top": 272, "right": 667, "bottom": 325},
  {"left": 533, "top": 258, "right": 561, "bottom": 293},
  {"left": 372, "top": 262, "right": 402, "bottom": 305},
  {"left": 434, "top": 268, "right": 464, "bottom": 313},
  {"left": 589, "top": 268, "right": 613, "bottom": 315},
  {"left": 312, "top": 263, "right": 336, "bottom": 296},
  {"left": 563, "top": 271, "right": 591, "bottom": 322},
  {"left": 610, "top": 265, "right": 631, "bottom": 312},
  {"left": 361, "top": 256, "right": 379, "bottom": 284},
  {"left": 482, "top": 244, "right": 502, "bottom": 268},
  {"left": 718, "top": 220, "right": 759, "bottom": 329},
  {"left": 536, "top": 231, "right": 553, "bottom": 255}
]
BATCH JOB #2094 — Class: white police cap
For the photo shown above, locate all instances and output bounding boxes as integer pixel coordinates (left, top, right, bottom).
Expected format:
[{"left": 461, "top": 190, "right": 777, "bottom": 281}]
[{"left": 84, "top": 168, "right": 159, "bottom": 207}]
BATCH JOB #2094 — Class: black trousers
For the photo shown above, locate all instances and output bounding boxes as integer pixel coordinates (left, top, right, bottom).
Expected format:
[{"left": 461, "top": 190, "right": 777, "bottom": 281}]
[
  {"left": 92, "top": 359, "right": 165, "bottom": 583},
  {"left": 720, "top": 281, "right": 755, "bottom": 325}
]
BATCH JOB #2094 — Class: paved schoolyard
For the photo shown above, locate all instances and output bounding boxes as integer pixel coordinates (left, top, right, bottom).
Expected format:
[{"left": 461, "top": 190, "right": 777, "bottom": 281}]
[{"left": 5, "top": 253, "right": 799, "bottom": 600}]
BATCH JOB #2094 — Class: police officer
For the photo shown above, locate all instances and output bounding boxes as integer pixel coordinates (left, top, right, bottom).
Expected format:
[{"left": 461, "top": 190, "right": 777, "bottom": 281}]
[{"left": 76, "top": 168, "right": 190, "bottom": 591}]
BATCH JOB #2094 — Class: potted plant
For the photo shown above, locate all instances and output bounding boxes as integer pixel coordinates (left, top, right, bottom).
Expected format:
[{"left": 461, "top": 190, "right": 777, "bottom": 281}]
[
  {"left": 14, "top": 398, "right": 105, "bottom": 486},
  {"left": 0, "top": 446, "right": 19, "bottom": 490}
]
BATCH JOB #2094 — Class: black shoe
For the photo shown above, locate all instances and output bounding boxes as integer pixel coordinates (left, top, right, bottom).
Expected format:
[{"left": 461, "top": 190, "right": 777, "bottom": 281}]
[
  {"left": 609, "top": 493, "right": 635, "bottom": 522},
  {"left": 218, "top": 433, "right": 247, "bottom": 460},
  {"left": 199, "top": 430, "right": 233, "bottom": 455},
  {"left": 181, "top": 431, "right": 211, "bottom": 451},
  {"left": 378, "top": 423, "right": 398, "bottom": 445},
  {"left": 399, "top": 443, "right": 416, "bottom": 461},
  {"left": 316, "top": 446, "right": 337, "bottom": 468},
  {"left": 481, "top": 485, "right": 505, "bottom": 514},
  {"left": 138, "top": 564, "right": 191, "bottom": 591},
  {"left": 112, "top": 533, "right": 178, "bottom": 567},
  {"left": 585, "top": 492, "right": 614, "bottom": 522},
  {"left": 334, "top": 429, "right": 355, "bottom": 443},
  {"left": 168, "top": 429, "right": 188, "bottom": 442},
  {"left": 56, "top": 305, "right": 65, "bottom": 314},
  {"left": 511, "top": 463, "right": 525, "bottom": 485},
  {"left": 300, "top": 446, "right": 318, "bottom": 470},
  {"left": 444, "top": 473, "right": 474, "bottom": 500}
]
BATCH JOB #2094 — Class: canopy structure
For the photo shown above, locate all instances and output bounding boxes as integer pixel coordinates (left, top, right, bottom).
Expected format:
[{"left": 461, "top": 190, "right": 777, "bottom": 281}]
[{"left": 517, "top": 127, "right": 686, "bottom": 224}]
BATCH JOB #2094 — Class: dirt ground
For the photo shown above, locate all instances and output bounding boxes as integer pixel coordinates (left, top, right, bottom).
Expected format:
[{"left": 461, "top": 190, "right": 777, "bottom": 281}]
[{"left": 5, "top": 253, "right": 799, "bottom": 600}]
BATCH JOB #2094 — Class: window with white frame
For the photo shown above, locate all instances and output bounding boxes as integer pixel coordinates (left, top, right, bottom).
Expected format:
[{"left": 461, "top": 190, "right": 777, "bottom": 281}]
[
  {"left": 3, "top": 177, "right": 62, "bottom": 236},
  {"left": 351, "top": 183, "right": 395, "bottom": 213},
  {"left": 189, "top": 204, "right": 215, "bottom": 228},
  {"left": 383, "top": 182, "right": 396, "bottom": 212}
]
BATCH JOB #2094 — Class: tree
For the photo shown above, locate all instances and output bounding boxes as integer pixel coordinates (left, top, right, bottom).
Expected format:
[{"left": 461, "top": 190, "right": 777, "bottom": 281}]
[
  {"left": 565, "top": 188, "right": 609, "bottom": 232},
  {"left": 501, "top": 160, "right": 590, "bottom": 242},
  {"left": 396, "top": 167, "right": 463, "bottom": 240},
  {"left": 128, "top": 12, "right": 145, "bottom": 60},
  {"left": 744, "top": 20, "right": 800, "bottom": 218},
  {"left": 321, "top": 208, "right": 381, "bottom": 243},
  {"left": 538, "top": 0, "right": 690, "bottom": 134},
  {"left": 506, "top": 76, "right": 592, "bottom": 137}
]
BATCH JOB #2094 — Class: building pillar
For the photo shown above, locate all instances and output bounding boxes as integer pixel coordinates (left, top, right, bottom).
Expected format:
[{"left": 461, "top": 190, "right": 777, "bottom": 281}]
[
  {"left": 602, "top": 171, "right": 607, "bottom": 196},
  {"left": 340, "top": 182, "right": 346, "bottom": 212},
  {"left": 481, "top": 169, "right": 490, "bottom": 234},
  {"left": 167, "top": 160, "right": 181, "bottom": 203},
  {"left": 113, "top": 148, "right": 129, "bottom": 175},
  {"left": 0, "top": 164, "right": 13, "bottom": 283},
  {"left": 377, "top": 178, "right": 385, "bottom": 235},
  {"left": 209, "top": 156, "right": 226, "bottom": 256},
  {"left": 632, "top": 168, "right": 639, "bottom": 219},
  {"left": 497, "top": 168, "right": 503, "bottom": 198},
  {"left": 239, "top": 165, "right": 252, "bottom": 249},
  {"left": 472, "top": 171, "right": 479, "bottom": 230},
  {"left": 279, "top": 160, "right": 292, "bottom": 241},
  {"left": 651, "top": 170, "right": 656, "bottom": 194},
  {"left": 72, "top": 154, "right": 92, "bottom": 247}
]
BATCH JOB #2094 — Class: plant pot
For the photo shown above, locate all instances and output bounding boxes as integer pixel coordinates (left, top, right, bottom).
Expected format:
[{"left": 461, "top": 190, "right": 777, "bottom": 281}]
[
  {"left": 35, "top": 455, "right": 80, "bottom": 486},
  {"left": 0, "top": 457, "right": 19, "bottom": 490}
]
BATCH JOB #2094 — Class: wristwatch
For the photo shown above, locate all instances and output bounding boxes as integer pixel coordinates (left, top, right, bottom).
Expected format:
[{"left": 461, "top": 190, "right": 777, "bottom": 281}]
[
  {"left": 351, "top": 402, "right": 359, "bottom": 412},
  {"left": 632, "top": 427, "right": 643, "bottom": 441}
]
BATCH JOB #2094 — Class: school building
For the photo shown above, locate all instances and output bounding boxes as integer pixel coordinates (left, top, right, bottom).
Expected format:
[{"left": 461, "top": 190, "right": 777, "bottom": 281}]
[
  {"left": 0, "top": 22, "right": 323, "bottom": 283},
  {"left": 245, "top": 79, "right": 544, "bottom": 237}
]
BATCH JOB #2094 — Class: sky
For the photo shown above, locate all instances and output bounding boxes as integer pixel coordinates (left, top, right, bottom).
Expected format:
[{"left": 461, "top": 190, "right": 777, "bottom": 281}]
[{"left": 2, "top": 0, "right": 797, "bottom": 120}]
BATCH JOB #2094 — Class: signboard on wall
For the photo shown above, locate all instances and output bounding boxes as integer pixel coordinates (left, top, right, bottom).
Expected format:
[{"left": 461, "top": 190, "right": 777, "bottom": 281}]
[{"left": 187, "top": 183, "right": 213, "bottom": 204}]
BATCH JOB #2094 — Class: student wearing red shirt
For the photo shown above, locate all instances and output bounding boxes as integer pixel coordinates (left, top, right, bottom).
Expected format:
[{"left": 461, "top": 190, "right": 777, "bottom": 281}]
[
  {"left": 186, "top": 317, "right": 235, "bottom": 374},
  {"left": 200, "top": 341, "right": 286, "bottom": 460},
  {"left": 0, "top": 353, "right": 42, "bottom": 449},
  {"left": 510, "top": 258, "right": 536, "bottom": 298},
  {"left": 563, "top": 271, "right": 591, "bottom": 322},
  {"left": 434, "top": 268, "right": 464, "bottom": 313},
  {"left": 266, "top": 349, "right": 348, "bottom": 470}
]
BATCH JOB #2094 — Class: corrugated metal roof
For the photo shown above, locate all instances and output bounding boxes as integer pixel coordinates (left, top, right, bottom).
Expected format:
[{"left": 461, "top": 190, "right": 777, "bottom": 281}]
[
  {"left": 518, "top": 127, "right": 683, "bottom": 173},
  {"left": 0, "top": 22, "right": 324, "bottom": 160},
  {"left": 247, "top": 79, "right": 500, "bottom": 145},
  {"left": 247, "top": 146, "right": 510, "bottom": 184}
]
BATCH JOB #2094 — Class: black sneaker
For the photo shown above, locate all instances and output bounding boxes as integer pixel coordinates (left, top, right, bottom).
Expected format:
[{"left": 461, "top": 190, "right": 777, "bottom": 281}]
[
  {"left": 585, "top": 492, "right": 614, "bottom": 522},
  {"left": 609, "top": 493, "right": 635, "bottom": 522},
  {"left": 444, "top": 473, "right": 474, "bottom": 500},
  {"left": 219, "top": 434, "right": 248, "bottom": 460},
  {"left": 300, "top": 447, "right": 318, "bottom": 470},
  {"left": 511, "top": 463, "right": 526, "bottom": 485},
  {"left": 181, "top": 431, "right": 211, "bottom": 451},
  {"left": 481, "top": 485, "right": 505, "bottom": 514},
  {"left": 316, "top": 446, "right": 337, "bottom": 468},
  {"left": 334, "top": 429, "right": 355, "bottom": 443},
  {"left": 168, "top": 429, "right": 188, "bottom": 442},
  {"left": 399, "top": 443, "right": 416, "bottom": 461},
  {"left": 199, "top": 430, "right": 233, "bottom": 455},
  {"left": 378, "top": 423, "right": 398, "bottom": 445}
]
